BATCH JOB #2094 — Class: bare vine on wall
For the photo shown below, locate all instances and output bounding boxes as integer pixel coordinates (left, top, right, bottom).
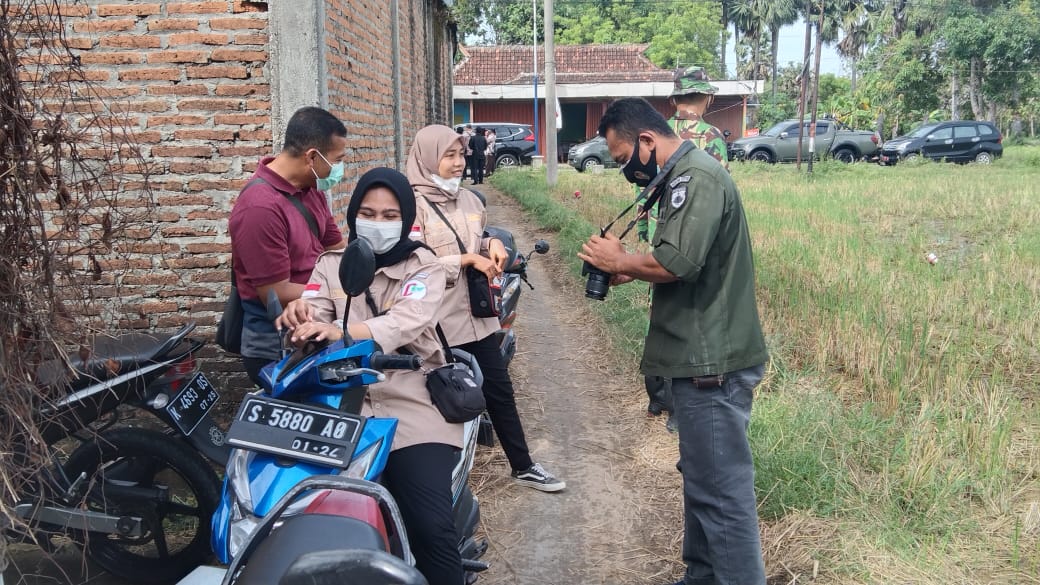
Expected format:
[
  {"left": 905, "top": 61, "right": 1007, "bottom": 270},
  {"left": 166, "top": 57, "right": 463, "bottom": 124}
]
[{"left": 1, "top": 0, "right": 158, "bottom": 536}]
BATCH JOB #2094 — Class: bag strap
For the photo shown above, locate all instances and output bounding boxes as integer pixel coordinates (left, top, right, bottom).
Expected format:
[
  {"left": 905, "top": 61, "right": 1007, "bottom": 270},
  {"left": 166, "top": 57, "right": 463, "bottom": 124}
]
[
  {"left": 422, "top": 197, "right": 468, "bottom": 255},
  {"left": 364, "top": 288, "right": 455, "bottom": 365}
]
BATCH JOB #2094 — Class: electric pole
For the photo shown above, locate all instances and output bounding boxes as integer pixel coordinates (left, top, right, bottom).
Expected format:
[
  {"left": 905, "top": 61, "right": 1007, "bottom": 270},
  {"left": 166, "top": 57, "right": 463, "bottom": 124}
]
[
  {"left": 545, "top": 0, "right": 558, "bottom": 186},
  {"left": 807, "top": 0, "right": 824, "bottom": 174},
  {"left": 795, "top": 13, "right": 812, "bottom": 170}
]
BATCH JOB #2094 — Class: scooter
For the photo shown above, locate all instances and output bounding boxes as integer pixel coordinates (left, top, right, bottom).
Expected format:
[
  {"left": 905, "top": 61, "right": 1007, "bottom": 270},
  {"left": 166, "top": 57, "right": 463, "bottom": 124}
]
[
  {"left": 193, "top": 239, "right": 488, "bottom": 585},
  {"left": 484, "top": 225, "right": 549, "bottom": 364},
  {"left": 7, "top": 322, "right": 225, "bottom": 584}
]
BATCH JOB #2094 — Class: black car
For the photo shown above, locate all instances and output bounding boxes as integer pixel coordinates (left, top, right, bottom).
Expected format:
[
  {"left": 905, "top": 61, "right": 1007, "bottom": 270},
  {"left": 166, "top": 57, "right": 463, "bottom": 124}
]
[
  {"left": 454, "top": 123, "right": 536, "bottom": 167},
  {"left": 879, "top": 120, "right": 1003, "bottom": 165}
]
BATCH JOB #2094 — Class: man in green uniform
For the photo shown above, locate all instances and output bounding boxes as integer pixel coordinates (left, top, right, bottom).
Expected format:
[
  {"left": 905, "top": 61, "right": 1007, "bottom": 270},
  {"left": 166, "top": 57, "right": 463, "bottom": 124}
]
[
  {"left": 580, "top": 97, "right": 768, "bottom": 585},
  {"left": 639, "top": 67, "right": 731, "bottom": 428}
]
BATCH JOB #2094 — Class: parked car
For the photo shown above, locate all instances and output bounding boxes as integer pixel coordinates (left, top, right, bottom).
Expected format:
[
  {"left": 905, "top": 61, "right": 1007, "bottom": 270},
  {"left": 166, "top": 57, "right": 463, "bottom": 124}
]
[
  {"left": 728, "top": 119, "right": 879, "bottom": 163},
  {"left": 454, "top": 123, "right": 536, "bottom": 167},
  {"left": 567, "top": 136, "right": 619, "bottom": 172},
  {"left": 878, "top": 120, "right": 1003, "bottom": 165}
]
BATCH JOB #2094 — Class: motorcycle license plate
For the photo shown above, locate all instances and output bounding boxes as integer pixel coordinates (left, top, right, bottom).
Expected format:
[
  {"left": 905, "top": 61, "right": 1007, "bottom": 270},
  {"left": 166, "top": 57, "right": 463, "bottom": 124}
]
[
  {"left": 226, "top": 395, "right": 364, "bottom": 467},
  {"left": 166, "top": 372, "right": 220, "bottom": 436}
]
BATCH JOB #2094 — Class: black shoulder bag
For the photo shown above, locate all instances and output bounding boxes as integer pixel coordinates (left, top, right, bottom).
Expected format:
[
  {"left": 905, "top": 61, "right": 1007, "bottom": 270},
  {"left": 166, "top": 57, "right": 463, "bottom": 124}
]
[
  {"left": 216, "top": 178, "right": 322, "bottom": 353},
  {"left": 423, "top": 200, "right": 499, "bottom": 318}
]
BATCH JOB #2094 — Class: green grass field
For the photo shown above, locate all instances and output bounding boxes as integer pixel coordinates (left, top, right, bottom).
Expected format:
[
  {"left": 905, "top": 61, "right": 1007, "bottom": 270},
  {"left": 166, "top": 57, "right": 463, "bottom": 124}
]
[{"left": 491, "top": 147, "right": 1040, "bottom": 583}]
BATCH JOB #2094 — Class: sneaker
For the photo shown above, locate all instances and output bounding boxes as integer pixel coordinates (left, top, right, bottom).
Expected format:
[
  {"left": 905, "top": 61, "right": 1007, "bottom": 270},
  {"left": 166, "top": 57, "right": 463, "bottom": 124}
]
[
  {"left": 647, "top": 402, "right": 669, "bottom": 417},
  {"left": 511, "top": 463, "right": 566, "bottom": 492}
]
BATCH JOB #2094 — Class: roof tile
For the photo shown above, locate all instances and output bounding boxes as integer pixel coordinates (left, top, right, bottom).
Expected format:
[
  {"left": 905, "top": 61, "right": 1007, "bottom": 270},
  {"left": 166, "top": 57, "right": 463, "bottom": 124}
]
[{"left": 455, "top": 44, "right": 674, "bottom": 85}]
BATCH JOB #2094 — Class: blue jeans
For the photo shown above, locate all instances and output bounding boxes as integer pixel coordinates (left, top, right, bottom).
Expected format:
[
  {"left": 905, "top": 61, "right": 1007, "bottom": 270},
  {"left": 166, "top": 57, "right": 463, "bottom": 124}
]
[{"left": 673, "top": 364, "right": 766, "bottom": 585}]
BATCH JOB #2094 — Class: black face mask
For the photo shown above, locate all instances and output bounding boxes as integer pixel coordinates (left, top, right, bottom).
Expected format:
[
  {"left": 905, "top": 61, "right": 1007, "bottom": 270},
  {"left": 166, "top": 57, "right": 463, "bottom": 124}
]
[{"left": 621, "top": 137, "right": 658, "bottom": 187}]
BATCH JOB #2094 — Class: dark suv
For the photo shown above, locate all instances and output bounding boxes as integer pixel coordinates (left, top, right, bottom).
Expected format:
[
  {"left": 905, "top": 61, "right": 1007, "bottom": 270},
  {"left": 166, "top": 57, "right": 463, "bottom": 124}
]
[
  {"left": 454, "top": 123, "right": 536, "bottom": 167},
  {"left": 879, "top": 120, "right": 1003, "bottom": 165}
]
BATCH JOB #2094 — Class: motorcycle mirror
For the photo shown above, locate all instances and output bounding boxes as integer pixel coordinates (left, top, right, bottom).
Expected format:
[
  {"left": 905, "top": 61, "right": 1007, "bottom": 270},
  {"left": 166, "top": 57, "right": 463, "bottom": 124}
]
[
  {"left": 533, "top": 240, "right": 550, "bottom": 254},
  {"left": 339, "top": 238, "right": 377, "bottom": 296}
]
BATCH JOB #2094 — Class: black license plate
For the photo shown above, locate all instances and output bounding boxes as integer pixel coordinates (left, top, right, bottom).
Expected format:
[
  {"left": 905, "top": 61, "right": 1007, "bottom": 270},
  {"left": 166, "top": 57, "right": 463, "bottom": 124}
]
[
  {"left": 226, "top": 395, "right": 364, "bottom": 467},
  {"left": 166, "top": 373, "right": 220, "bottom": 435}
]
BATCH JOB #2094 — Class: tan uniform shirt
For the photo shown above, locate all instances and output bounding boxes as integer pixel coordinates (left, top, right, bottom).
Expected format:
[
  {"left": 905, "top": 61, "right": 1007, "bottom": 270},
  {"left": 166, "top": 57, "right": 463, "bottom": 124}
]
[
  {"left": 414, "top": 191, "right": 498, "bottom": 346},
  {"left": 305, "top": 247, "right": 463, "bottom": 451}
]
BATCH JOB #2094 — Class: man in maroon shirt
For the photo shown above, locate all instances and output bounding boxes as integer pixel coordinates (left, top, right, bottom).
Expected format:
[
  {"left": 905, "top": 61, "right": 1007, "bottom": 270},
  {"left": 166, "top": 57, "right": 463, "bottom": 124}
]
[{"left": 229, "top": 106, "right": 348, "bottom": 385}]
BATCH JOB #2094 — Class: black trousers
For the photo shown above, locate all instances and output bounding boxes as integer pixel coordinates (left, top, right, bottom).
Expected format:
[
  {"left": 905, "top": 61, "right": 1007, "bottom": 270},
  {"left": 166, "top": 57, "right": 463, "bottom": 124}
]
[
  {"left": 463, "top": 155, "right": 474, "bottom": 178},
  {"left": 470, "top": 156, "right": 485, "bottom": 184},
  {"left": 383, "top": 443, "right": 464, "bottom": 585},
  {"left": 454, "top": 334, "right": 532, "bottom": 472},
  {"left": 242, "top": 356, "right": 272, "bottom": 388}
]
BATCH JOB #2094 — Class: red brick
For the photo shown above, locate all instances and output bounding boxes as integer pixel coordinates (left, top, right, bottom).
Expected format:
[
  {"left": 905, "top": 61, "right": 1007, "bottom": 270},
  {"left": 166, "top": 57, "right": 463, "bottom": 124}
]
[
  {"left": 209, "top": 17, "right": 266, "bottom": 30},
  {"left": 158, "top": 287, "right": 217, "bottom": 298},
  {"left": 124, "top": 273, "right": 179, "bottom": 285},
  {"left": 167, "top": 2, "right": 229, "bottom": 14},
  {"left": 147, "top": 85, "right": 208, "bottom": 96},
  {"left": 215, "top": 84, "right": 268, "bottom": 96},
  {"left": 174, "top": 129, "right": 238, "bottom": 141},
  {"left": 211, "top": 48, "right": 266, "bottom": 62},
  {"left": 239, "top": 129, "right": 271, "bottom": 141},
  {"left": 164, "top": 256, "right": 222, "bottom": 268},
  {"left": 151, "top": 145, "right": 215, "bottom": 157},
  {"left": 79, "top": 52, "right": 143, "bottom": 65},
  {"left": 147, "top": 114, "right": 207, "bottom": 127},
  {"left": 33, "top": 3, "right": 91, "bottom": 16},
  {"left": 159, "top": 194, "right": 214, "bottom": 206},
  {"left": 169, "top": 160, "right": 232, "bottom": 173},
  {"left": 232, "top": 1, "right": 267, "bottom": 13},
  {"left": 101, "top": 36, "right": 162, "bottom": 49},
  {"left": 73, "top": 19, "right": 136, "bottom": 33},
  {"left": 233, "top": 33, "right": 267, "bottom": 45},
  {"left": 186, "top": 243, "right": 232, "bottom": 254},
  {"left": 187, "top": 210, "right": 229, "bottom": 220},
  {"left": 213, "top": 113, "right": 266, "bottom": 125},
  {"left": 241, "top": 160, "right": 259, "bottom": 172},
  {"left": 116, "top": 242, "right": 179, "bottom": 254},
  {"left": 191, "top": 270, "right": 228, "bottom": 282},
  {"left": 119, "top": 318, "right": 152, "bottom": 329},
  {"left": 109, "top": 100, "right": 170, "bottom": 113},
  {"left": 163, "top": 227, "right": 218, "bottom": 238},
  {"left": 146, "top": 50, "right": 210, "bottom": 64},
  {"left": 188, "top": 179, "right": 238, "bottom": 191},
  {"left": 64, "top": 37, "right": 95, "bottom": 50},
  {"left": 176, "top": 98, "right": 240, "bottom": 111},
  {"left": 169, "top": 32, "right": 229, "bottom": 45},
  {"left": 218, "top": 145, "right": 267, "bottom": 156},
  {"left": 157, "top": 315, "right": 199, "bottom": 328},
  {"left": 138, "top": 301, "right": 179, "bottom": 314},
  {"left": 147, "top": 18, "right": 201, "bottom": 31},
  {"left": 98, "top": 258, "right": 153, "bottom": 270},
  {"left": 97, "top": 4, "right": 162, "bottom": 16},
  {"left": 186, "top": 65, "right": 249, "bottom": 79},
  {"left": 244, "top": 99, "right": 270, "bottom": 111},
  {"left": 49, "top": 69, "right": 110, "bottom": 82},
  {"left": 120, "top": 68, "right": 181, "bottom": 81}
]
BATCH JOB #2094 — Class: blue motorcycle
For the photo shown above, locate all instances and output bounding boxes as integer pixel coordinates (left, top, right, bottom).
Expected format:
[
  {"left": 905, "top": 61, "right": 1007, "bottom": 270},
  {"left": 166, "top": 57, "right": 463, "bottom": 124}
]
[{"left": 199, "top": 239, "right": 488, "bottom": 585}]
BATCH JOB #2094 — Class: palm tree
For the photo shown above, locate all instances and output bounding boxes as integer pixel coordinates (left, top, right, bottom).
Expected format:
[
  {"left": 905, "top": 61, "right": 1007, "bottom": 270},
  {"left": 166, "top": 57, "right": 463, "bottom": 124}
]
[{"left": 758, "top": 0, "right": 799, "bottom": 101}]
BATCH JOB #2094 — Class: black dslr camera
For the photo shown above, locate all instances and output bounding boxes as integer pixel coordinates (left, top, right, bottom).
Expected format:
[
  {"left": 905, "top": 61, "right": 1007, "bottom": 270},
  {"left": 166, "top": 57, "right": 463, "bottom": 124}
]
[{"left": 581, "top": 261, "right": 611, "bottom": 301}]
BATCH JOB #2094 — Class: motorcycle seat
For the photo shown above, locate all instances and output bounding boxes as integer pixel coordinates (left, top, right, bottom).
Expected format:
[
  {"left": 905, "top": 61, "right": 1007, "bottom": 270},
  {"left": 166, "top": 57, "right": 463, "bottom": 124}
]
[
  {"left": 279, "top": 549, "right": 428, "bottom": 585},
  {"left": 36, "top": 331, "right": 182, "bottom": 393}
]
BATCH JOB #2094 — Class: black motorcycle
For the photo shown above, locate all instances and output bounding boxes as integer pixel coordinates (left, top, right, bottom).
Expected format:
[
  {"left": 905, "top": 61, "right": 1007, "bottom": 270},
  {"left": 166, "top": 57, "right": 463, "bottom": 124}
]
[
  {"left": 7, "top": 322, "right": 227, "bottom": 584},
  {"left": 484, "top": 225, "right": 549, "bottom": 364}
]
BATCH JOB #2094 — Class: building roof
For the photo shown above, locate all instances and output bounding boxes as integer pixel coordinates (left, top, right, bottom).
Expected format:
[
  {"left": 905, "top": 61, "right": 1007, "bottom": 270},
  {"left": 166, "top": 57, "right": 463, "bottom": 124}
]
[{"left": 455, "top": 44, "right": 675, "bottom": 85}]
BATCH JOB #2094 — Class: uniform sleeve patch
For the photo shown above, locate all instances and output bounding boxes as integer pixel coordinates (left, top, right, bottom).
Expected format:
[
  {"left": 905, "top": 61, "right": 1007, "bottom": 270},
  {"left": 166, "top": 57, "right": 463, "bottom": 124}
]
[
  {"left": 401, "top": 280, "right": 428, "bottom": 299},
  {"left": 413, "top": 272, "right": 430, "bottom": 280},
  {"left": 670, "top": 187, "right": 687, "bottom": 209},
  {"left": 669, "top": 175, "right": 691, "bottom": 189},
  {"left": 409, "top": 224, "right": 422, "bottom": 239},
  {"left": 301, "top": 283, "right": 322, "bottom": 298}
]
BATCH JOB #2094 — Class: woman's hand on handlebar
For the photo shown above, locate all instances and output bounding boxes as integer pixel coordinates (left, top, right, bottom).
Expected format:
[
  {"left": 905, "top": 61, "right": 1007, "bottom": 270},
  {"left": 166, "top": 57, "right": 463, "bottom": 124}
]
[
  {"left": 463, "top": 253, "right": 500, "bottom": 281},
  {"left": 287, "top": 322, "right": 343, "bottom": 345},
  {"left": 275, "top": 299, "right": 314, "bottom": 331}
]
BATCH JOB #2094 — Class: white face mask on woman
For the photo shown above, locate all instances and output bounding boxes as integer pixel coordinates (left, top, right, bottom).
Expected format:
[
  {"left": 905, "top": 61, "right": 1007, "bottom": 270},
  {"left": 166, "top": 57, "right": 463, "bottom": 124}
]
[
  {"left": 431, "top": 174, "right": 461, "bottom": 195},
  {"left": 354, "top": 219, "right": 403, "bottom": 254}
]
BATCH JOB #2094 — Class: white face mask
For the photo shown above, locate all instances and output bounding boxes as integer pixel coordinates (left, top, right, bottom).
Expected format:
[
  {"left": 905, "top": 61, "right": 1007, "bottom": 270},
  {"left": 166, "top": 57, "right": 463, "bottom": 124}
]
[
  {"left": 431, "top": 174, "right": 461, "bottom": 194},
  {"left": 355, "top": 219, "right": 403, "bottom": 254}
]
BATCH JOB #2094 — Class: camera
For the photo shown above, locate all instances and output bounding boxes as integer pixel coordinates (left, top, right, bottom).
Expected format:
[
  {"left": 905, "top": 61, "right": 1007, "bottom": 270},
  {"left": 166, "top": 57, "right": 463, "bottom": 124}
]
[{"left": 581, "top": 261, "right": 612, "bottom": 301}]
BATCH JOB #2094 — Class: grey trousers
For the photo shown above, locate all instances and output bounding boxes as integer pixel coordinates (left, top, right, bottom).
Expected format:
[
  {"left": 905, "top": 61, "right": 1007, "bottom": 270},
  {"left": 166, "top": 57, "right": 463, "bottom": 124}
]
[{"left": 673, "top": 364, "right": 766, "bottom": 585}]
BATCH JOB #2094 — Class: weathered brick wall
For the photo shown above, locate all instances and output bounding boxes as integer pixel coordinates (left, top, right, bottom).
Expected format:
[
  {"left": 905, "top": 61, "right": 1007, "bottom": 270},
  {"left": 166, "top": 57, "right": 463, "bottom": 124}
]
[{"left": 42, "top": 0, "right": 455, "bottom": 389}]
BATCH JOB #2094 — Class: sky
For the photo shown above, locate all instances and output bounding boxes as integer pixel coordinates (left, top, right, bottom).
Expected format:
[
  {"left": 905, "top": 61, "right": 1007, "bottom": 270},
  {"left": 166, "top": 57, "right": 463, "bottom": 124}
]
[{"left": 727, "top": 17, "right": 846, "bottom": 78}]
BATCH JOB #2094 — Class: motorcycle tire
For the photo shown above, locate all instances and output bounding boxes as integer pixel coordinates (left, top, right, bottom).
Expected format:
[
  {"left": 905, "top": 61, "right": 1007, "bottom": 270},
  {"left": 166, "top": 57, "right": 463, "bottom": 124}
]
[{"left": 63, "top": 426, "right": 221, "bottom": 584}]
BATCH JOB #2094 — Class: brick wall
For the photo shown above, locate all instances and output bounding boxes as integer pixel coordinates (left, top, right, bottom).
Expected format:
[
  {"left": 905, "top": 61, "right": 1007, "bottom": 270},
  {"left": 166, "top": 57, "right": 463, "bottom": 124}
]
[{"left": 41, "top": 0, "right": 456, "bottom": 388}]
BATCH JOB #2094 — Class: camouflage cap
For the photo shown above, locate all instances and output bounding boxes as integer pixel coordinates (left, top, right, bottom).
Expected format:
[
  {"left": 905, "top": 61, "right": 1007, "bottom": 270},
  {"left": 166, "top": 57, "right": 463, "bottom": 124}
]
[{"left": 671, "top": 66, "right": 718, "bottom": 96}]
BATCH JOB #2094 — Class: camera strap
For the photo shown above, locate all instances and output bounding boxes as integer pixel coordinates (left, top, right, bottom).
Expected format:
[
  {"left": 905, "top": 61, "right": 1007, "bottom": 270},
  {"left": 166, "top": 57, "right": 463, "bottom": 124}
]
[{"left": 601, "top": 140, "right": 695, "bottom": 240}]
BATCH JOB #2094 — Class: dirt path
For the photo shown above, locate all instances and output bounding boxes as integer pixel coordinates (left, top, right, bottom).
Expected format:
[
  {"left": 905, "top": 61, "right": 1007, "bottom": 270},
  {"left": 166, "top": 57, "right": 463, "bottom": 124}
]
[{"left": 472, "top": 185, "right": 685, "bottom": 584}]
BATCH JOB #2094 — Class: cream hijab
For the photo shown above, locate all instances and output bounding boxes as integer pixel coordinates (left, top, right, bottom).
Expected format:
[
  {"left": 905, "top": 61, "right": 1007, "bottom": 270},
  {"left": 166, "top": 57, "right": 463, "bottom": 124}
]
[{"left": 406, "top": 124, "right": 467, "bottom": 204}]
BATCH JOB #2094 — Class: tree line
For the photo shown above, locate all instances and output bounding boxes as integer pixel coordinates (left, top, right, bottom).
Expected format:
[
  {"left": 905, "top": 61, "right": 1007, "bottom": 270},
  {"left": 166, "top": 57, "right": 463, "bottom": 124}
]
[{"left": 452, "top": 0, "right": 1040, "bottom": 139}]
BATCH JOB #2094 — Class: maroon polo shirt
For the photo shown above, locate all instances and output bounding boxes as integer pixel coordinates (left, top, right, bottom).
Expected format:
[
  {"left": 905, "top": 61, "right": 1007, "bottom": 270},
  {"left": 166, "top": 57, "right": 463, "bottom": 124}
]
[{"left": 229, "top": 157, "right": 343, "bottom": 301}]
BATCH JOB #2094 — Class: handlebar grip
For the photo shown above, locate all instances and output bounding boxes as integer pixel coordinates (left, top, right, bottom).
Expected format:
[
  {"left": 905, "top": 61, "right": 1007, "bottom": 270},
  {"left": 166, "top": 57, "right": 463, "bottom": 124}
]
[{"left": 370, "top": 353, "right": 423, "bottom": 371}]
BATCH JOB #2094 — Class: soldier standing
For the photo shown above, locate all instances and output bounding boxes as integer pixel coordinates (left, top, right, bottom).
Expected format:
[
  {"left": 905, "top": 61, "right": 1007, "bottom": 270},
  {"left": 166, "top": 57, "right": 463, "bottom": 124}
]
[{"left": 639, "top": 67, "right": 730, "bottom": 430}]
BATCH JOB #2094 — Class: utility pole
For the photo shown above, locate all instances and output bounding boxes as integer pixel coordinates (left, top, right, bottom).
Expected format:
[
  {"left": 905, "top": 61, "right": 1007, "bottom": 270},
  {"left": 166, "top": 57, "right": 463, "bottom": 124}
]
[
  {"left": 532, "top": 0, "right": 539, "bottom": 156},
  {"left": 544, "top": 0, "right": 558, "bottom": 186},
  {"left": 807, "top": 0, "right": 824, "bottom": 174},
  {"left": 795, "top": 14, "right": 812, "bottom": 170}
]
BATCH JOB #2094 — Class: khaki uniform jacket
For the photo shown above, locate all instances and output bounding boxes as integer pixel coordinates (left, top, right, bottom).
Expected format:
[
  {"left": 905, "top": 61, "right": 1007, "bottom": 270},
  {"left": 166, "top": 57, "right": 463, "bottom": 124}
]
[
  {"left": 413, "top": 191, "right": 498, "bottom": 346},
  {"left": 645, "top": 147, "right": 768, "bottom": 378},
  {"left": 305, "top": 247, "right": 463, "bottom": 451}
]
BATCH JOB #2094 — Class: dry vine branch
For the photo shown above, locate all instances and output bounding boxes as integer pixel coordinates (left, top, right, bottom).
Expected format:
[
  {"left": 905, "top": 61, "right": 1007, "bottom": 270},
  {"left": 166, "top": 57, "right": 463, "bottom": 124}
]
[{"left": 1, "top": 0, "right": 159, "bottom": 544}]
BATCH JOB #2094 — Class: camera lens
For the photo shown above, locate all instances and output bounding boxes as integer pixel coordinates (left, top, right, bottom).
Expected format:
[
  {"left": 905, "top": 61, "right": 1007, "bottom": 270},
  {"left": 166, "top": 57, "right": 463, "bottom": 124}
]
[{"left": 581, "top": 261, "right": 611, "bottom": 301}]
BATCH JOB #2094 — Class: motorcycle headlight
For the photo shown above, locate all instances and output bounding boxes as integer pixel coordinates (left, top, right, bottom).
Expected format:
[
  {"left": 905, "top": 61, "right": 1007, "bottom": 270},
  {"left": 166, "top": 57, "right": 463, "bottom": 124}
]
[{"left": 343, "top": 440, "right": 383, "bottom": 480}]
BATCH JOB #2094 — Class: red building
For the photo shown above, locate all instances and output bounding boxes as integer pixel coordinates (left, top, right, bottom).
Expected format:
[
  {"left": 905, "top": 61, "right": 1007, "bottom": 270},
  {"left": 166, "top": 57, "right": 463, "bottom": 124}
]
[{"left": 453, "top": 44, "right": 763, "bottom": 154}]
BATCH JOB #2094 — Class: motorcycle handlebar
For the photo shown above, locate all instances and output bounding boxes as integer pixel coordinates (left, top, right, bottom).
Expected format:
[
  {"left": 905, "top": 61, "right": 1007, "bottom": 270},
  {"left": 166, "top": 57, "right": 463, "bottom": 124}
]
[{"left": 369, "top": 353, "right": 423, "bottom": 371}]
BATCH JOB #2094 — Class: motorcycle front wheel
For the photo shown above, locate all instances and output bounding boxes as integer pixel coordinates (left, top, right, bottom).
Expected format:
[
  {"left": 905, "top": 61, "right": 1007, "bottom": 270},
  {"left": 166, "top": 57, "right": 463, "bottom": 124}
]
[{"left": 63, "top": 427, "right": 221, "bottom": 584}]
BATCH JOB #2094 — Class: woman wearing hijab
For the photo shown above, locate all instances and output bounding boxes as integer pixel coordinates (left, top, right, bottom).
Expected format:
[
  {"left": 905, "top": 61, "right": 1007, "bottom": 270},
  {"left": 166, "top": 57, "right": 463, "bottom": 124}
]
[
  {"left": 276, "top": 168, "right": 464, "bottom": 585},
  {"left": 405, "top": 124, "right": 565, "bottom": 493}
]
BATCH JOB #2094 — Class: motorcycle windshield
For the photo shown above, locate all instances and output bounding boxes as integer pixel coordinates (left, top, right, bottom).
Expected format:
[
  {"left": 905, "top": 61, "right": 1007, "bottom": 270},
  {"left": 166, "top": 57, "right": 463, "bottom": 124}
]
[{"left": 262, "top": 339, "right": 382, "bottom": 400}]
